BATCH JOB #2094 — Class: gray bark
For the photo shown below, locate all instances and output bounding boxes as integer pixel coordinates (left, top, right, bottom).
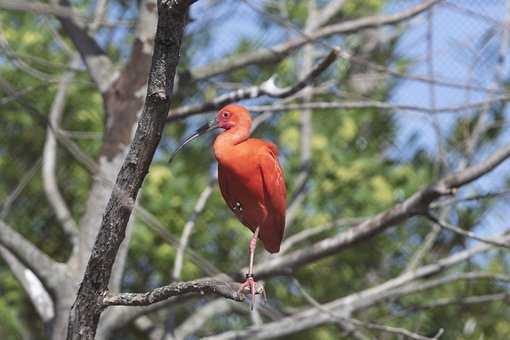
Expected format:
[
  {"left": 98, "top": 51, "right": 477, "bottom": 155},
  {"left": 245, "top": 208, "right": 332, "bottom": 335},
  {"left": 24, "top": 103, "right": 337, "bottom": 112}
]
[{"left": 66, "top": 1, "right": 193, "bottom": 338}]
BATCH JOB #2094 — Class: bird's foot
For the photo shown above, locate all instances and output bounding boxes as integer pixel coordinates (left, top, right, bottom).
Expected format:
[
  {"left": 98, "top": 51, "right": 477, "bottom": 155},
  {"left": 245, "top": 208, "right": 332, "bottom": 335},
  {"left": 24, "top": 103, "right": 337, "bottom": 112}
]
[{"left": 238, "top": 274, "right": 266, "bottom": 310}]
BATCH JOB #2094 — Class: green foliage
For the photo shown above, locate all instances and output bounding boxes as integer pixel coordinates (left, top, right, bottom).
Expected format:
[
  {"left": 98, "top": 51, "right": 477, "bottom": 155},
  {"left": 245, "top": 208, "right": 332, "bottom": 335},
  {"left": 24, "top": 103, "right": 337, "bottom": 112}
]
[
  {"left": 1, "top": 1, "right": 508, "bottom": 339},
  {"left": 0, "top": 272, "right": 24, "bottom": 339}
]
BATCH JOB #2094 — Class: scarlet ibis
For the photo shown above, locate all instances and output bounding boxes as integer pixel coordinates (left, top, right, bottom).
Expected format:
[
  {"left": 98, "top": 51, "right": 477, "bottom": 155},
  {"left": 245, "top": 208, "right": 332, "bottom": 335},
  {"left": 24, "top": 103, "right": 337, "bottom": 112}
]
[{"left": 169, "top": 104, "right": 287, "bottom": 307}]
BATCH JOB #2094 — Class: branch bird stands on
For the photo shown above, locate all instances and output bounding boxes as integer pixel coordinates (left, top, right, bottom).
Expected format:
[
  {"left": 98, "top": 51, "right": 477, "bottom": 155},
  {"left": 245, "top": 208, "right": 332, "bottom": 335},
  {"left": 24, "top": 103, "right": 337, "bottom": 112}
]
[{"left": 169, "top": 104, "right": 287, "bottom": 308}]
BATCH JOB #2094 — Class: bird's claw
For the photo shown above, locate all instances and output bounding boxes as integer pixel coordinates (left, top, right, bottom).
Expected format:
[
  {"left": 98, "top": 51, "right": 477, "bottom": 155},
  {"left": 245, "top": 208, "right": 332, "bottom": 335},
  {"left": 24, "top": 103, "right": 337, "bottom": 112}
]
[{"left": 238, "top": 274, "right": 266, "bottom": 310}]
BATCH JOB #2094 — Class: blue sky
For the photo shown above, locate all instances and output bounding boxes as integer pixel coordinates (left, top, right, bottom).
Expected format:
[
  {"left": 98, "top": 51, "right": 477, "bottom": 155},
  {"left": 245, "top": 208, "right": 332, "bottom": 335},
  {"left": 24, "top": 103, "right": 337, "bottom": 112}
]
[{"left": 392, "top": 0, "right": 509, "bottom": 152}]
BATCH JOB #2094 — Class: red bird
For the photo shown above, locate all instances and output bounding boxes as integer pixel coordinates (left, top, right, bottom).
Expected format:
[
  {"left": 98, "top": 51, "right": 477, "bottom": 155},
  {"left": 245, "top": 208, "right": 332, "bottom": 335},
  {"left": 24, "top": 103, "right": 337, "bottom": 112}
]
[{"left": 169, "top": 104, "right": 287, "bottom": 307}]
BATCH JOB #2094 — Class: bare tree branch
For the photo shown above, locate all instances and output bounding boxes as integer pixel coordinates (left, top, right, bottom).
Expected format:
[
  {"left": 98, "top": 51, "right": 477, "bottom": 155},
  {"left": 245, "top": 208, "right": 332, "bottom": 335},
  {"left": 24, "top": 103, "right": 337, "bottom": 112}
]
[
  {"left": 407, "top": 293, "right": 509, "bottom": 310},
  {"left": 103, "top": 279, "right": 244, "bottom": 306},
  {"left": 283, "top": 170, "right": 311, "bottom": 229},
  {"left": 443, "top": 143, "right": 510, "bottom": 187},
  {"left": 403, "top": 222, "right": 440, "bottom": 272},
  {"left": 0, "top": 152, "right": 60, "bottom": 327},
  {"left": 55, "top": 0, "right": 116, "bottom": 92},
  {"left": 0, "top": 219, "right": 65, "bottom": 291},
  {"left": 168, "top": 49, "right": 338, "bottom": 121},
  {"left": 280, "top": 217, "right": 364, "bottom": 253},
  {"left": 0, "top": 247, "right": 55, "bottom": 323},
  {"left": 174, "top": 299, "right": 234, "bottom": 340},
  {"left": 131, "top": 316, "right": 166, "bottom": 340},
  {"left": 313, "top": 0, "right": 346, "bottom": 29},
  {"left": 89, "top": 0, "right": 109, "bottom": 32},
  {"left": 167, "top": 94, "right": 510, "bottom": 129},
  {"left": 42, "top": 59, "right": 80, "bottom": 252}
]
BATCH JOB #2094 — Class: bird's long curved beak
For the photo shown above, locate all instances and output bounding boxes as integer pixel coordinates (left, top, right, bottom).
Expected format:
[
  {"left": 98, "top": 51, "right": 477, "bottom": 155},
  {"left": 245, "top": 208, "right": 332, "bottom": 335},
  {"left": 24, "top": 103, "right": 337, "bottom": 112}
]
[{"left": 168, "top": 118, "right": 219, "bottom": 163}]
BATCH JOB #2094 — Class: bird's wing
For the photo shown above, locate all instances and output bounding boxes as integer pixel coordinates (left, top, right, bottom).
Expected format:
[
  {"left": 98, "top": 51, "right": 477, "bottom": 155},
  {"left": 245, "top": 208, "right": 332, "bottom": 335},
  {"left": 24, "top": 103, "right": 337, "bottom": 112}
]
[
  {"left": 218, "top": 164, "right": 234, "bottom": 212},
  {"left": 258, "top": 146, "right": 287, "bottom": 252},
  {"left": 218, "top": 164, "right": 244, "bottom": 222},
  {"left": 264, "top": 141, "right": 279, "bottom": 157}
]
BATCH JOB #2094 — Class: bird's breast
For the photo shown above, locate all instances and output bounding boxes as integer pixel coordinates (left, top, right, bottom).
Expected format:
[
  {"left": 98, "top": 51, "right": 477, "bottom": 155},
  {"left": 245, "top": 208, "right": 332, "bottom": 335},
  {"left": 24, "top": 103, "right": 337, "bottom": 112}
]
[{"left": 219, "top": 160, "right": 263, "bottom": 198}]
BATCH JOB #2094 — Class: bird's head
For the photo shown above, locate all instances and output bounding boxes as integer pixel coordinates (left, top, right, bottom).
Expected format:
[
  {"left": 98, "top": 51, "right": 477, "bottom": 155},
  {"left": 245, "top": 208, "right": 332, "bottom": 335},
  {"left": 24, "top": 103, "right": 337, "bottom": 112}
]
[
  {"left": 168, "top": 103, "right": 252, "bottom": 163},
  {"left": 216, "top": 104, "right": 252, "bottom": 131}
]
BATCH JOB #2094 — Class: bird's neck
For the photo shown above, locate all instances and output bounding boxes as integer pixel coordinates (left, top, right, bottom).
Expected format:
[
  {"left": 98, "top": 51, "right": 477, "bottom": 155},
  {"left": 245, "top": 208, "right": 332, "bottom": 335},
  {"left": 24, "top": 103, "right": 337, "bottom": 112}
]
[{"left": 213, "top": 126, "right": 250, "bottom": 161}]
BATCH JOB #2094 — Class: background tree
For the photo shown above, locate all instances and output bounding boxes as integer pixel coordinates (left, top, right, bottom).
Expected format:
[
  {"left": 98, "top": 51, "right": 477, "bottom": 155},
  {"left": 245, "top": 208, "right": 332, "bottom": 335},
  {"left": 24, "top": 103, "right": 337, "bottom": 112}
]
[{"left": 1, "top": 0, "right": 510, "bottom": 339}]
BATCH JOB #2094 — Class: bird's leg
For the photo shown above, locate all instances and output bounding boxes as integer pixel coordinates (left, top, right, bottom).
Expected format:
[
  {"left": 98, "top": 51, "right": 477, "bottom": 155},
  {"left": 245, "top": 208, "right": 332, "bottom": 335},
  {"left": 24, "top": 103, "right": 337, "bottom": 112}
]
[
  {"left": 238, "top": 227, "right": 266, "bottom": 309},
  {"left": 248, "top": 227, "right": 258, "bottom": 276}
]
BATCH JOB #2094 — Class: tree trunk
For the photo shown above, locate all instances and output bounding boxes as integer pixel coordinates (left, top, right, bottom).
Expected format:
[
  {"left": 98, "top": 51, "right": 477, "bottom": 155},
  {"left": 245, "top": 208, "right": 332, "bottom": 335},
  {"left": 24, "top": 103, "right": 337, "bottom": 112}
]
[{"left": 66, "top": 1, "right": 192, "bottom": 338}]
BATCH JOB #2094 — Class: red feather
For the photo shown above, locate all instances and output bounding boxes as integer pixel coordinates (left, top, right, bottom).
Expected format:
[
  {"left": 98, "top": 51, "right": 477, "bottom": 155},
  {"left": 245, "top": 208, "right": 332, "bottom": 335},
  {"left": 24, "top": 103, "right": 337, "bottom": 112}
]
[{"left": 214, "top": 105, "right": 287, "bottom": 253}]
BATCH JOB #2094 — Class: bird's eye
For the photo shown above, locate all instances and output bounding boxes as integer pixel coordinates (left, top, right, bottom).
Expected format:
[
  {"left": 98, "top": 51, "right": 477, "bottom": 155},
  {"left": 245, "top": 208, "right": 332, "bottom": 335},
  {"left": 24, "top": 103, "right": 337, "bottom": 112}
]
[{"left": 222, "top": 111, "right": 230, "bottom": 118}]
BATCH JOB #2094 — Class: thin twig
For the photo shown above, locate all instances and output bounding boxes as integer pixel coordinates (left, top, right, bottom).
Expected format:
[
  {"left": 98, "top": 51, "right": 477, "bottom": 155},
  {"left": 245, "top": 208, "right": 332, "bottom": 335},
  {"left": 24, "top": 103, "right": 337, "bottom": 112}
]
[
  {"left": 172, "top": 177, "right": 216, "bottom": 280},
  {"left": 425, "top": 213, "right": 510, "bottom": 249},
  {"left": 431, "top": 189, "right": 510, "bottom": 207},
  {"left": 247, "top": 96, "right": 510, "bottom": 115},
  {"left": 42, "top": 57, "right": 80, "bottom": 250},
  {"left": 280, "top": 217, "right": 364, "bottom": 253},
  {"left": 0, "top": 158, "right": 41, "bottom": 219}
]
